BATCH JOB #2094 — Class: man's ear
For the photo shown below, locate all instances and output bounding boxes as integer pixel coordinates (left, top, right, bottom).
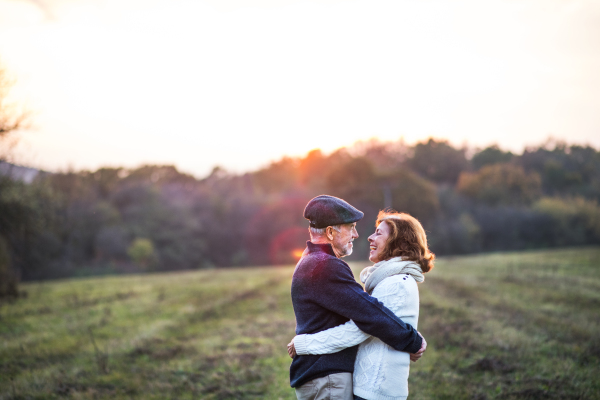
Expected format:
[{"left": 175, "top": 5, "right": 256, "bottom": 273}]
[{"left": 326, "top": 226, "right": 335, "bottom": 241}]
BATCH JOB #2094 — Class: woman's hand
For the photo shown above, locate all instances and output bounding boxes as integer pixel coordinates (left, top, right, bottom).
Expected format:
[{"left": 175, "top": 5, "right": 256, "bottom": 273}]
[
  {"left": 287, "top": 339, "right": 297, "bottom": 358},
  {"left": 410, "top": 331, "right": 427, "bottom": 362}
]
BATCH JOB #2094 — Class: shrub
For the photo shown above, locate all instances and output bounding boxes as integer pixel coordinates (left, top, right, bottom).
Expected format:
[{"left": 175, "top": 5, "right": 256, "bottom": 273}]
[
  {"left": 127, "top": 238, "right": 155, "bottom": 269},
  {"left": 533, "top": 197, "right": 600, "bottom": 245},
  {"left": 0, "top": 236, "right": 18, "bottom": 298}
]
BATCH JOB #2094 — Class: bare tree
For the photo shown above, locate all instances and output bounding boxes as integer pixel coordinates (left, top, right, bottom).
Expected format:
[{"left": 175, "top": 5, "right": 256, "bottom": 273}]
[
  {"left": 0, "top": 64, "right": 29, "bottom": 160},
  {"left": 0, "top": 62, "right": 30, "bottom": 298}
]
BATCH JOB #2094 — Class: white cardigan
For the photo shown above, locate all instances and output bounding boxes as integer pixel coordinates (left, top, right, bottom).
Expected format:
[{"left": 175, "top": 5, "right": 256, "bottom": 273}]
[{"left": 293, "top": 274, "right": 419, "bottom": 400}]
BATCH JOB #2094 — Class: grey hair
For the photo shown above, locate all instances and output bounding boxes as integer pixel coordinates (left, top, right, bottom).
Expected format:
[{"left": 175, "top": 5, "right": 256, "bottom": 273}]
[{"left": 309, "top": 225, "right": 342, "bottom": 237}]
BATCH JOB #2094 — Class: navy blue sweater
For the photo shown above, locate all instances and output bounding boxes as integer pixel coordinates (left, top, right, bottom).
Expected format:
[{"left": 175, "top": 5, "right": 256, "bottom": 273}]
[{"left": 290, "top": 241, "right": 423, "bottom": 388}]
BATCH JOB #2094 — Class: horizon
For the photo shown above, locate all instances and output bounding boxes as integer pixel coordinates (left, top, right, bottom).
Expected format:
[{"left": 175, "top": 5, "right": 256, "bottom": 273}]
[
  {"left": 4, "top": 135, "right": 597, "bottom": 180},
  {"left": 1, "top": 0, "right": 599, "bottom": 177}
]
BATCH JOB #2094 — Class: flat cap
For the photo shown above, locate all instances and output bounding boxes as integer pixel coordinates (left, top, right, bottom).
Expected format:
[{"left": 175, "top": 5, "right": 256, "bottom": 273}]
[{"left": 304, "top": 195, "right": 364, "bottom": 229}]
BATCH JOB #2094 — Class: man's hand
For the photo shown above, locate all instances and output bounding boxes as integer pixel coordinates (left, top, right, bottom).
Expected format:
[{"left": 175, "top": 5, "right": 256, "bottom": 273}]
[
  {"left": 410, "top": 331, "right": 427, "bottom": 362},
  {"left": 287, "top": 339, "right": 297, "bottom": 358}
]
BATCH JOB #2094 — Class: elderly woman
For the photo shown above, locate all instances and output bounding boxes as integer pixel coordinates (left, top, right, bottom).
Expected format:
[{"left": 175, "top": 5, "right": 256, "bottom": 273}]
[{"left": 288, "top": 210, "right": 435, "bottom": 400}]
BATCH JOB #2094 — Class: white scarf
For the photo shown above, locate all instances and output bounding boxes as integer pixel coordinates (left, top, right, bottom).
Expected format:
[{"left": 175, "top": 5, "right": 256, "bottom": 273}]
[{"left": 360, "top": 257, "right": 424, "bottom": 295}]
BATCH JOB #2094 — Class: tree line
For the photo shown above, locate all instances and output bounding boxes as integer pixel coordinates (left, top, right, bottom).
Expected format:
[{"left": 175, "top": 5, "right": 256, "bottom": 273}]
[{"left": 1, "top": 137, "right": 600, "bottom": 287}]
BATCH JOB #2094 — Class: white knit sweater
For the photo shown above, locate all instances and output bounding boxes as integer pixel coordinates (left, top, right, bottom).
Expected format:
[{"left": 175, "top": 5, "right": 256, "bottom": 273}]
[{"left": 293, "top": 274, "right": 419, "bottom": 400}]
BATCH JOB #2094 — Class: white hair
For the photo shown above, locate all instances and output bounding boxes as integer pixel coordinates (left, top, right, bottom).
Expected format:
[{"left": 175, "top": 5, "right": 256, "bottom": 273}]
[{"left": 309, "top": 225, "right": 342, "bottom": 237}]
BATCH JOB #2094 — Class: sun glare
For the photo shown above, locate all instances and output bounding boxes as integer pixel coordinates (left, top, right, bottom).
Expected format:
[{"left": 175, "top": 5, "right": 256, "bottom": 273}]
[{"left": 292, "top": 249, "right": 304, "bottom": 259}]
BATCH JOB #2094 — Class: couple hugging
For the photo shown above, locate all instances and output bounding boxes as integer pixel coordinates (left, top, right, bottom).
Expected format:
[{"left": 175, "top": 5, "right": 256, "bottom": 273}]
[{"left": 288, "top": 195, "right": 435, "bottom": 400}]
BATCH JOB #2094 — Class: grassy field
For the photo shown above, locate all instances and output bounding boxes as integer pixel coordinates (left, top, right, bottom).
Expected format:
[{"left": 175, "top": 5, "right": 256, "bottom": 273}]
[{"left": 1, "top": 247, "right": 599, "bottom": 399}]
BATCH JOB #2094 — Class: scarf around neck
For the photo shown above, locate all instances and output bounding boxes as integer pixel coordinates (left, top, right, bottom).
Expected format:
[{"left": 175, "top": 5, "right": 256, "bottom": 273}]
[{"left": 360, "top": 257, "right": 424, "bottom": 294}]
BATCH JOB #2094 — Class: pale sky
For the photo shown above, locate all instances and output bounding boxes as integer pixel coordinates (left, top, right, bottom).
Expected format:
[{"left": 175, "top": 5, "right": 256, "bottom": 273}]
[{"left": 1, "top": 0, "right": 599, "bottom": 177}]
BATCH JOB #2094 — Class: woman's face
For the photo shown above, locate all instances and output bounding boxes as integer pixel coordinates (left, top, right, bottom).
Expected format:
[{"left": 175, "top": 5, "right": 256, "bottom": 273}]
[{"left": 368, "top": 221, "right": 391, "bottom": 263}]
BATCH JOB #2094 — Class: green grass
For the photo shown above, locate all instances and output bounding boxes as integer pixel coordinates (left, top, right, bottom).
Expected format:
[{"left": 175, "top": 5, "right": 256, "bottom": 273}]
[{"left": 1, "top": 247, "right": 599, "bottom": 399}]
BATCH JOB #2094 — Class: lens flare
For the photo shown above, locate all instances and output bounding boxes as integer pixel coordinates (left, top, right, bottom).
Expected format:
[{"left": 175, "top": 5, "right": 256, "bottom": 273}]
[{"left": 292, "top": 249, "right": 304, "bottom": 259}]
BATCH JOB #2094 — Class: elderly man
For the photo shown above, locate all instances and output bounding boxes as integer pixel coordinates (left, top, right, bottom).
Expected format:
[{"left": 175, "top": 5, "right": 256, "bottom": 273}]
[{"left": 289, "top": 195, "right": 425, "bottom": 400}]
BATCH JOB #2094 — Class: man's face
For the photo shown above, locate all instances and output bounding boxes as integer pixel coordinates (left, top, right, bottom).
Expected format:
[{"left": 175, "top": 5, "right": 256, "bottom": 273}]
[{"left": 330, "top": 222, "right": 359, "bottom": 258}]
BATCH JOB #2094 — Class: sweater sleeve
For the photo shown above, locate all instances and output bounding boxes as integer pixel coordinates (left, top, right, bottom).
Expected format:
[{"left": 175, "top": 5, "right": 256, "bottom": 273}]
[
  {"left": 310, "top": 258, "right": 422, "bottom": 354},
  {"left": 294, "top": 319, "right": 369, "bottom": 355}
]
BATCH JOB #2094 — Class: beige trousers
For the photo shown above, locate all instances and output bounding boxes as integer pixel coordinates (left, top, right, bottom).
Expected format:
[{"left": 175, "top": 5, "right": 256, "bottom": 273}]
[{"left": 295, "top": 372, "right": 353, "bottom": 400}]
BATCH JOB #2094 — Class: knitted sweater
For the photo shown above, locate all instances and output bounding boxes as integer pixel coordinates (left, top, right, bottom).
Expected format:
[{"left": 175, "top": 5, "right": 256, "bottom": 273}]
[
  {"left": 294, "top": 273, "right": 420, "bottom": 400},
  {"left": 290, "top": 241, "right": 422, "bottom": 388}
]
